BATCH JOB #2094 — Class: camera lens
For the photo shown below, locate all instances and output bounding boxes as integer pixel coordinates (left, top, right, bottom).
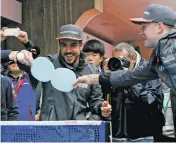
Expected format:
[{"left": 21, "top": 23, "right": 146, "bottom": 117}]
[{"left": 108, "top": 58, "right": 121, "bottom": 71}]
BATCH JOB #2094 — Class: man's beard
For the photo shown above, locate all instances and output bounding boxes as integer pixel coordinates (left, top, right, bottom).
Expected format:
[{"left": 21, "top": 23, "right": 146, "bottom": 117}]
[
  {"left": 67, "top": 57, "right": 78, "bottom": 66},
  {"left": 144, "top": 39, "right": 158, "bottom": 48},
  {"left": 61, "top": 54, "right": 79, "bottom": 66}
]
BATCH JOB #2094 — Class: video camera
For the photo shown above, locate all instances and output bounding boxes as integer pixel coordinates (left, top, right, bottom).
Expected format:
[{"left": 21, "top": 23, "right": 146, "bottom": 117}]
[{"left": 107, "top": 57, "right": 130, "bottom": 71}]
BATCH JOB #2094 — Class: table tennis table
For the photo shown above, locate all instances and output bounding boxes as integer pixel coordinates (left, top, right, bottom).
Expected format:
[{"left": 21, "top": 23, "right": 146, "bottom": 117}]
[{"left": 1, "top": 121, "right": 112, "bottom": 142}]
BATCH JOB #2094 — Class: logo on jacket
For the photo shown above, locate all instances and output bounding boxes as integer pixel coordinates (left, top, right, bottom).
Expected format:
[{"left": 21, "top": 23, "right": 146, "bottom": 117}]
[{"left": 159, "top": 65, "right": 165, "bottom": 72}]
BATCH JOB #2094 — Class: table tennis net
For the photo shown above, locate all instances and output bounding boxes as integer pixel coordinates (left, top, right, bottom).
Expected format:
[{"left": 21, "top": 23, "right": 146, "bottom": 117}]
[{"left": 1, "top": 121, "right": 111, "bottom": 142}]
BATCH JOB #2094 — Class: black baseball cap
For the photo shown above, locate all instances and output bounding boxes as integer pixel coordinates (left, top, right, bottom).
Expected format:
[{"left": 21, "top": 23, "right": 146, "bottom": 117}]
[
  {"left": 3, "top": 60, "right": 15, "bottom": 68},
  {"left": 130, "top": 4, "right": 176, "bottom": 27},
  {"left": 56, "top": 24, "right": 83, "bottom": 41}
]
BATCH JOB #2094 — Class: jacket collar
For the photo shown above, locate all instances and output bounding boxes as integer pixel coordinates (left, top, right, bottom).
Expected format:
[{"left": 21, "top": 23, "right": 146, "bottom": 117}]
[
  {"left": 155, "top": 29, "right": 176, "bottom": 56},
  {"left": 8, "top": 72, "right": 25, "bottom": 81}
]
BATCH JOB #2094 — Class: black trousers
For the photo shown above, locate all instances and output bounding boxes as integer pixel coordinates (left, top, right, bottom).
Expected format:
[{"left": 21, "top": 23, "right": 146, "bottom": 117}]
[{"left": 154, "top": 134, "right": 176, "bottom": 142}]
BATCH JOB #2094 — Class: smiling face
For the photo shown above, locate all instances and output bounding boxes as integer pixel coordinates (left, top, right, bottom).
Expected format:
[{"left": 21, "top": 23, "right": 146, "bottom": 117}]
[{"left": 60, "top": 39, "right": 83, "bottom": 65}]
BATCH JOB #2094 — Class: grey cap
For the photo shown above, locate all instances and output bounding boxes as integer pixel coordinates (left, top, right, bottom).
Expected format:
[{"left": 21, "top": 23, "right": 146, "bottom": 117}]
[
  {"left": 56, "top": 24, "right": 83, "bottom": 40},
  {"left": 130, "top": 4, "right": 176, "bottom": 27}
]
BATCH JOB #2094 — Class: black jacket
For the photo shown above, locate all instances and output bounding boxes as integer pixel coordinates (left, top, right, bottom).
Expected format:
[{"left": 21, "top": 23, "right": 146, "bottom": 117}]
[
  {"left": 36, "top": 52, "right": 104, "bottom": 120},
  {"left": 1, "top": 75, "right": 19, "bottom": 120},
  {"left": 110, "top": 59, "right": 165, "bottom": 139}
]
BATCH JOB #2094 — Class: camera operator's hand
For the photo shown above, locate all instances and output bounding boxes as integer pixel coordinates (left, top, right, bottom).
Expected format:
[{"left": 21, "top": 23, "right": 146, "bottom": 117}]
[
  {"left": 16, "top": 50, "right": 34, "bottom": 66},
  {"left": 101, "top": 101, "right": 112, "bottom": 117},
  {"left": 16, "top": 29, "right": 29, "bottom": 44},
  {"left": 0, "top": 27, "right": 7, "bottom": 41},
  {"left": 9, "top": 51, "right": 18, "bottom": 62},
  {"left": 73, "top": 74, "right": 99, "bottom": 88}
]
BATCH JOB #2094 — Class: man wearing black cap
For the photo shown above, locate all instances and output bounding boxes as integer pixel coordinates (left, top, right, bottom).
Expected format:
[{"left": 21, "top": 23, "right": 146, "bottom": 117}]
[{"left": 17, "top": 24, "right": 111, "bottom": 120}]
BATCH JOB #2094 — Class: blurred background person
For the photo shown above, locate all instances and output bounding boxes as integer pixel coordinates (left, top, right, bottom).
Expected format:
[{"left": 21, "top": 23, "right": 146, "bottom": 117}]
[
  {"left": 1, "top": 75, "right": 19, "bottom": 120},
  {"left": 83, "top": 39, "right": 105, "bottom": 72},
  {"left": 3, "top": 60, "right": 36, "bottom": 121},
  {"left": 109, "top": 42, "right": 164, "bottom": 142},
  {"left": 1, "top": 27, "right": 38, "bottom": 121},
  {"left": 83, "top": 39, "right": 108, "bottom": 102}
]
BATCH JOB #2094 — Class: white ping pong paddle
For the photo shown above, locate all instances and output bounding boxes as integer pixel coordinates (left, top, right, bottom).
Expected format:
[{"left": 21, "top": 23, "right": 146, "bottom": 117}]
[
  {"left": 31, "top": 57, "right": 88, "bottom": 92},
  {"left": 31, "top": 57, "right": 54, "bottom": 82},
  {"left": 50, "top": 68, "right": 76, "bottom": 92}
]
